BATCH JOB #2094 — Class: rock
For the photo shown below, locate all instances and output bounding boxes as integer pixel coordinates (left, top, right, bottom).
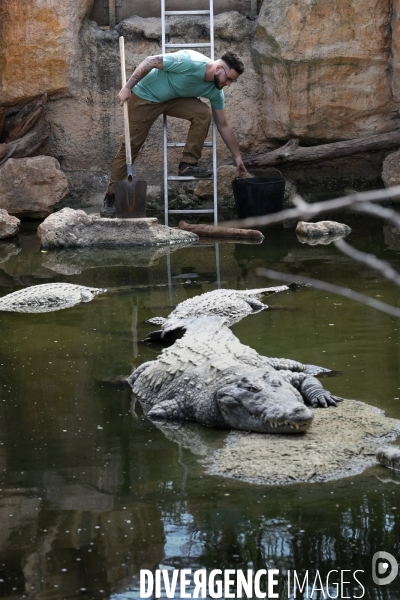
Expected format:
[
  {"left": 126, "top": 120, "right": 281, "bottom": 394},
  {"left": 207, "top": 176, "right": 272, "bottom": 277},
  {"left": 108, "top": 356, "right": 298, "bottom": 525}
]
[
  {"left": 209, "top": 400, "right": 400, "bottom": 485},
  {"left": 253, "top": 0, "right": 398, "bottom": 140},
  {"left": 0, "top": 157, "right": 69, "bottom": 219},
  {"left": 383, "top": 224, "right": 400, "bottom": 250},
  {"left": 37, "top": 207, "right": 198, "bottom": 248},
  {"left": 296, "top": 221, "right": 352, "bottom": 239},
  {"left": 284, "top": 180, "right": 298, "bottom": 207},
  {"left": 0, "top": 209, "right": 20, "bottom": 240},
  {"left": 382, "top": 149, "right": 400, "bottom": 189},
  {"left": 376, "top": 447, "right": 400, "bottom": 471},
  {"left": 0, "top": 0, "right": 93, "bottom": 104}
]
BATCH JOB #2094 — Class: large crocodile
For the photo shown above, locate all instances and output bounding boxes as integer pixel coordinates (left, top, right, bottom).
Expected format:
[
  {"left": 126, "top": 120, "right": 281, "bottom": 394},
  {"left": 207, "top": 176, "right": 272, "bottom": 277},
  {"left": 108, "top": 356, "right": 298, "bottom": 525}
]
[
  {"left": 128, "top": 316, "right": 342, "bottom": 433},
  {"left": 0, "top": 283, "right": 106, "bottom": 313}
]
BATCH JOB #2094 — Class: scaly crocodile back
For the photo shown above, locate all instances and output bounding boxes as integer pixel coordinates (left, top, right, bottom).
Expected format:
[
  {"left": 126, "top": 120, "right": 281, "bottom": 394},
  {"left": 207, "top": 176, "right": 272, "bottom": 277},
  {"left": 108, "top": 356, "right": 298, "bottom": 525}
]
[
  {"left": 162, "top": 286, "right": 289, "bottom": 331},
  {"left": 0, "top": 283, "right": 106, "bottom": 313}
]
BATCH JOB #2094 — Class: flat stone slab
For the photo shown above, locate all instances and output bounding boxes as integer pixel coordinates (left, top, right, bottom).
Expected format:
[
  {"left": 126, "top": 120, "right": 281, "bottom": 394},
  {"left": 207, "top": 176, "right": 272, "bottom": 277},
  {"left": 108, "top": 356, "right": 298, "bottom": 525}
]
[
  {"left": 37, "top": 207, "right": 198, "bottom": 249},
  {"left": 208, "top": 399, "right": 400, "bottom": 485}
]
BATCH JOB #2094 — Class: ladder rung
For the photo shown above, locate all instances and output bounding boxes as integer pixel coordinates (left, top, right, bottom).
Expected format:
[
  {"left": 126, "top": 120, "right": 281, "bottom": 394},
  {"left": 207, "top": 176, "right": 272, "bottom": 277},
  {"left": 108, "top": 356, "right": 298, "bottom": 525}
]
[
  {"left": 168, "top": 209, "right": 215, "bottom": 214},
  {"left": 165, "top": 10, "right": 210, "bottom": 15},
  {"left": 168, "top": 175, "right": 213, "bottom": 181},
  {"left": 165, "top": 43, "right": 211, "bottom": 48},
  {"left": 167, "top": 142, "right": 213, "bottom": 147}
]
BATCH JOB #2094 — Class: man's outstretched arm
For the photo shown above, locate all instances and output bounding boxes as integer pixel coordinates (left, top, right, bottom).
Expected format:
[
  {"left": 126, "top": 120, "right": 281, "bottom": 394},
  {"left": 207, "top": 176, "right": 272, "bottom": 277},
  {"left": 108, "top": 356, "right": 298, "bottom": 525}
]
[
  {"left": 118, "top": 55, "right": 164, "bottom": 106},
  {"left": 212, "top": 108, "right": 247, "bottom": 176}
]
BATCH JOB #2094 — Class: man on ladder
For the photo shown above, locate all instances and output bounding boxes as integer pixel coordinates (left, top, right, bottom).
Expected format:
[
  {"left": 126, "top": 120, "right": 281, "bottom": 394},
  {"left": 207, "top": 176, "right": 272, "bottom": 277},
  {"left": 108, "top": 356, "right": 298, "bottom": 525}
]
[{"left": 101, "top": 48, "right": 247, "bottom": 218}]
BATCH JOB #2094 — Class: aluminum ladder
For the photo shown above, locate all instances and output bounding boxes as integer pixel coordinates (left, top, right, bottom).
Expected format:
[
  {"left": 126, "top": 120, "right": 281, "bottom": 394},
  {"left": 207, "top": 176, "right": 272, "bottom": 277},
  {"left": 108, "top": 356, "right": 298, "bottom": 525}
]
[{"left": 161, "top": 0, "right": 218, "bottom": 226}]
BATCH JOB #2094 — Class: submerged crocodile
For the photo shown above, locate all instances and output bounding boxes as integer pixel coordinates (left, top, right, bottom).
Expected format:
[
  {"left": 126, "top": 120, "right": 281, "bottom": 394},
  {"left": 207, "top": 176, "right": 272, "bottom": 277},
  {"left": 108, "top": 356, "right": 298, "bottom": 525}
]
[
  {"left": 0, "top": 283, "right": 106, "bottom": 313},
  {"left": 128, "top": 316, "right": 342, "bottom": 433},
  {"left": 147, "top": 285, "right": 293, "bottom": 334}
]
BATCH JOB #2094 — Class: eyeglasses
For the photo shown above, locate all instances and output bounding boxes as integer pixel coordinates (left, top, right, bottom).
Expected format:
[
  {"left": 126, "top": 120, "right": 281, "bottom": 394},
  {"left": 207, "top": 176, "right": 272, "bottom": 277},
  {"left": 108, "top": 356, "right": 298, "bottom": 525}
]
[{"left": 220, "top": 65, "right": 238, "bottom": 84}]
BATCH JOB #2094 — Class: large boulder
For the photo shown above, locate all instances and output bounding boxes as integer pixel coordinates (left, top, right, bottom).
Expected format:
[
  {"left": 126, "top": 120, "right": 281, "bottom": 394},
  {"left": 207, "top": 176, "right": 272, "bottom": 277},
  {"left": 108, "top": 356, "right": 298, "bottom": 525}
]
[
  {"left": 253, "top": 0, "right": 398, "bottom": 140},
  {"left": 0, "top": 209, "right": 20, "bottom": 240},
  {"left": 37, "top": 207, "right": 198, "bottom": 248},
  {"left": 0, "top": 156, "right": 69, "bottom": 218},
  {"left": 382, "top": 149, "right": 400, "bottom": 188},
  {"left": 0, "top": 0, "right": 94, "bottom": 104}
]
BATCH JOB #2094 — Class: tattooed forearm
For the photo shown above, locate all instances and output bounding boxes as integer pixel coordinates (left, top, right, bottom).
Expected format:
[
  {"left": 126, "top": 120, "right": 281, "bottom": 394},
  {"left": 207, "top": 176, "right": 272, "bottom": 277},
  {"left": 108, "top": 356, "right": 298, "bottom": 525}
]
[{"left": 126, "top": 55, "right": 163, "bottom": 90}]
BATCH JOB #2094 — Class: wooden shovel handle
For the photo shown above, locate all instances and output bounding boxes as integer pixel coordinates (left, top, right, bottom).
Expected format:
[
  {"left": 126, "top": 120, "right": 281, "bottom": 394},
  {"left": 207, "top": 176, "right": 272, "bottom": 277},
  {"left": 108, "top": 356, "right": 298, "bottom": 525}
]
[{"left": 119, "top": 36, "right": 132, "bottom": 167}]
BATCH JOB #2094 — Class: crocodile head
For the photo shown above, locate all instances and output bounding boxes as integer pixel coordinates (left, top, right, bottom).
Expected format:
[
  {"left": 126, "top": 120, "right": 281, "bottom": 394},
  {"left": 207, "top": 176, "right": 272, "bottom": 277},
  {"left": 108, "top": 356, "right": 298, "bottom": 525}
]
[{"left": 215, "top": 368, "right": 314, "bottom": 433}]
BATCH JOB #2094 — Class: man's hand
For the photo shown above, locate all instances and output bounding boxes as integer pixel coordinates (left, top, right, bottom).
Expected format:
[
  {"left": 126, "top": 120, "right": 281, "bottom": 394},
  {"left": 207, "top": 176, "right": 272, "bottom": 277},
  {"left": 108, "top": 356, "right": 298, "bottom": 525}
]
[
  {"left": 234, "top": 156, "right": 247, "bottom": 177},
  {"left": 118, "top": 86, "right": 131, "bottom": 107}
]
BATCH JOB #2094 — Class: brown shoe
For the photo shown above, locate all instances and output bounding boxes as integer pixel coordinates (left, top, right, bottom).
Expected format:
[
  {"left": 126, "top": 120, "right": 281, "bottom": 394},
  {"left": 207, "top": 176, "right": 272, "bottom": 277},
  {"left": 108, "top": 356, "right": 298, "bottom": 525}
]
[
  {"left": 178, "top": 162, "right": 213, "bottom": 178},
  {"left": 100, "top": 193, "right": 116, "bottom": 218}
]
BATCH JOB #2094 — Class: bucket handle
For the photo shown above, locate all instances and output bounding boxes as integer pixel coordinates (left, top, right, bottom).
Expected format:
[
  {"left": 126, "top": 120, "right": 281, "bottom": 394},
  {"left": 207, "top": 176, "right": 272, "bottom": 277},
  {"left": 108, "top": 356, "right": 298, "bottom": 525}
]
[
  {"left": 234, "top": 168, "right": 284, "bottom": 184},
  {"left": 266, "top": 168, "right": 284, "bottom": 179}
]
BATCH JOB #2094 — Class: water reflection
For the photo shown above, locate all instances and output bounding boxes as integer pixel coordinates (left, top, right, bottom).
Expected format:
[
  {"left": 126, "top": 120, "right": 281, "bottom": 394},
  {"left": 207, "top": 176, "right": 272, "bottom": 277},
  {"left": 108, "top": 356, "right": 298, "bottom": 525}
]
[
  {"left": 42, "top": 244, "right": 196, "bottom": 276},
  {"left": 0, "top": 215, "right": 400, "bottom": 598}
]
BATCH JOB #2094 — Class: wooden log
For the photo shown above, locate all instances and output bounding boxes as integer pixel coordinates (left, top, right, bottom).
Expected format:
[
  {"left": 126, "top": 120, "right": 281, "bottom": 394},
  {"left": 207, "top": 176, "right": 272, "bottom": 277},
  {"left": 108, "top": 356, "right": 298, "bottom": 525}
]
[
  {"left": 178, "top": 220, "right": 264, "bottom": 240},
  {"left": 4, "top": 94, "right": 47, "bottom": 143},
  {"left": 244, "top": 130, "right": 400, "bottom": 169},
  {"left": 0, "top": 118, "right": 50, "bottom": 166}
]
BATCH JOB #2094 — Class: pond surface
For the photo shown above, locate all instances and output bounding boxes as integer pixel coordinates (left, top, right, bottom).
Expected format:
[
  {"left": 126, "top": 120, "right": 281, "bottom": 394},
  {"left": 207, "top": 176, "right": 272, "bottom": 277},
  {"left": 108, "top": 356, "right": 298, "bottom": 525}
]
[{"left": 0, "top": 214, "right": 400, "bottom": 599}]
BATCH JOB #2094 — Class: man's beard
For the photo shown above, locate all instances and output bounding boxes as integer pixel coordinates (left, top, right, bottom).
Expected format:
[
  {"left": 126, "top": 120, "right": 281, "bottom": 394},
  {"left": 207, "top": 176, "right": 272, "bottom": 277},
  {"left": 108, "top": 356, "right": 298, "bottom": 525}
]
[{"left": 213, "top": 74, "right": 224, "bottom": 89}]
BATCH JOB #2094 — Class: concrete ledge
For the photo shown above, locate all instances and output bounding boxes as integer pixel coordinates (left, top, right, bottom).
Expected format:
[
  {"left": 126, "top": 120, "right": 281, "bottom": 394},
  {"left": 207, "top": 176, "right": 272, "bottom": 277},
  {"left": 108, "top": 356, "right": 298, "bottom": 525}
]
[{"left": 37, "top": 208, "right": 198, "bottom": 249}]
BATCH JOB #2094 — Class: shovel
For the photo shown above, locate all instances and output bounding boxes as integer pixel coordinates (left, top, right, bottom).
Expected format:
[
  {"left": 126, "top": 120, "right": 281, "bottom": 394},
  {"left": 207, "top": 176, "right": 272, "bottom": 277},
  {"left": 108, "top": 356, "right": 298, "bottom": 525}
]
[{"left": 115, "top": 36, "right": 147, "bottom": 218}]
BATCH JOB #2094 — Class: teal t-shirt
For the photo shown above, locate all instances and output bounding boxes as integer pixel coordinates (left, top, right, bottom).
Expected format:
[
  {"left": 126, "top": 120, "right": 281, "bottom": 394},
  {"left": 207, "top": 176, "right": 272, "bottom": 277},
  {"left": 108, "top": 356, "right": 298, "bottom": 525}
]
[{"left": 133, "top": 49, "right": 225, "bottom": 110}]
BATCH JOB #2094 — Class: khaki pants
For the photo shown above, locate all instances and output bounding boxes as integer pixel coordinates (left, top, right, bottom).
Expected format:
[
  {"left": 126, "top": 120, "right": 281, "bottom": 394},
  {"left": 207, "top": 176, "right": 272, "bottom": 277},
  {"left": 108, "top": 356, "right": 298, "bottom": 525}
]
[{"left": 107, "top": 92, "right": 212, "bottom": 194}]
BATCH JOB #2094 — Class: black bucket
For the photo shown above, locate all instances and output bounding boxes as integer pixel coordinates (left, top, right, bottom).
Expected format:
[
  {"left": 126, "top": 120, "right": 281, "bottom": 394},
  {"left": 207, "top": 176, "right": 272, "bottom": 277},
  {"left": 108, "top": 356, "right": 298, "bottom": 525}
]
[{"left": 232, "top": 170, "right": 286, "bottom": 218}]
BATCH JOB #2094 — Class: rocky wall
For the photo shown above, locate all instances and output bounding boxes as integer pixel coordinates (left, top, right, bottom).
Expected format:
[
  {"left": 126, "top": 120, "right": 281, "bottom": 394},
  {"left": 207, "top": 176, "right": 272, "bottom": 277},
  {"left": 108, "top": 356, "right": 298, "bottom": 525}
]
[
  {"left": 0, "top": 0, "right": 94, "bottom": 105},
  {"left": 1, "top": 0, "right": 400, "bottom": 208},
  {"left": 253, "top": 0, "right": 398, "bottom": 141}
]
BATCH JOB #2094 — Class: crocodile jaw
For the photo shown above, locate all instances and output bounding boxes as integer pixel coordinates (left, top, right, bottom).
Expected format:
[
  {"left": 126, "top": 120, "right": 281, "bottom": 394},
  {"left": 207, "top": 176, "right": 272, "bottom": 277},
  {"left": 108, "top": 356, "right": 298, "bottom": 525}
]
[
  {"left": 217, "top": 398, "right": 313, "bottom": 433},
  {"left": 215, "top": 378, "right": 314, "bottom": 434}
]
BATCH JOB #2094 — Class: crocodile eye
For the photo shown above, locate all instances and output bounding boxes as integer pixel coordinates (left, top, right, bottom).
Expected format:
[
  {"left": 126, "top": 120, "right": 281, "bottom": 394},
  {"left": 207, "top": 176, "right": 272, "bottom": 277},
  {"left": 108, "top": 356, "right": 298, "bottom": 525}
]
[{"left": 247, "top": 385, "right": 260, "bottom": 393}]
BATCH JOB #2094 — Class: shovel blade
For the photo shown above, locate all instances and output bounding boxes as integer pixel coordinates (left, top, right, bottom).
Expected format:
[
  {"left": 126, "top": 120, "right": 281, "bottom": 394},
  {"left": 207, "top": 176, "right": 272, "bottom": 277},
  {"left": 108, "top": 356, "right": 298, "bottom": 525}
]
[{"left": 115, "top": 178, "right": 147, "bottom": 218}]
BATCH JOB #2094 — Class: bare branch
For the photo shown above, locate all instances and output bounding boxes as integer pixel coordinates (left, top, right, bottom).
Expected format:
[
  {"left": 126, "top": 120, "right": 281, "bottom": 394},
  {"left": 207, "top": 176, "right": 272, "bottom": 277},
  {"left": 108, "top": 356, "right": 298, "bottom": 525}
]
[
  {"left": 256, "top": 268, "right": 400, "bottom": 319},
  {"left": 222, "top": 186, "right": 400, "bottom": 229},
  {"left": 334, "top": 239, "right": 400, "bottom": 287},
  {"left": 351, "top": 201, "right": 400, "bottom": 229}
]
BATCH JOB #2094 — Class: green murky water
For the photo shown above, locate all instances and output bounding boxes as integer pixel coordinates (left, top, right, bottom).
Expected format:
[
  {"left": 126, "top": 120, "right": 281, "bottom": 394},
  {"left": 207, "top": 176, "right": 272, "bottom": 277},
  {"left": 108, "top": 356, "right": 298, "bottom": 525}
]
[{"left": 1, "top": 214, "right": 400, "bottom": 599}]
